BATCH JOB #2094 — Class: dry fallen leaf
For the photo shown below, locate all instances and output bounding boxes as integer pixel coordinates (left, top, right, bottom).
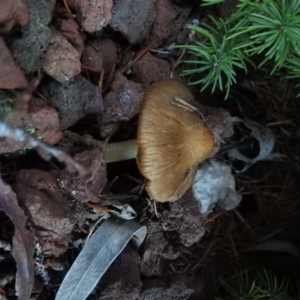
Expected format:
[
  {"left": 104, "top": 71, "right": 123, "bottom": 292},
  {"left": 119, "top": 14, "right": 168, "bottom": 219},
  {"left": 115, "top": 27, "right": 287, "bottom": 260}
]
[
  {"left": 228, "top": 117, "right": 275, "bottom": 172},
  {"left": 55, "top": 216, "right": 146, "bottom": 300},
  {"left": 0, "top": 177, "right": 34, "bottom": 300}
]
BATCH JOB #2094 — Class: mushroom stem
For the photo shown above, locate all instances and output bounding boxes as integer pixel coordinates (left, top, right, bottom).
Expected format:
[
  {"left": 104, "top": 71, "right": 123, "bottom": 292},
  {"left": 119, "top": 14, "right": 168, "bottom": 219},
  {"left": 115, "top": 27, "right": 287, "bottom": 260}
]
[{"left": 103, "top": 139, "right": 137, "bottom": 163}]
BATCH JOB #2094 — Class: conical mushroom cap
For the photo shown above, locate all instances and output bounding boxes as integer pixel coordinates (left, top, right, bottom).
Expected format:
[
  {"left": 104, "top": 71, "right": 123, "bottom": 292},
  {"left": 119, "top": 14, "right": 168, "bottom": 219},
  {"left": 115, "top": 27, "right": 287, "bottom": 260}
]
[{"left": 137, "top": 79, "right": 214, "bottom": 202}]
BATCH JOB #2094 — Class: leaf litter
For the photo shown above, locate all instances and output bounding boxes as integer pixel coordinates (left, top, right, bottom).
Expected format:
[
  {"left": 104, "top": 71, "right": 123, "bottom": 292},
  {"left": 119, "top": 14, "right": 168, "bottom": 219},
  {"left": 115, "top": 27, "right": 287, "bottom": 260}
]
[
  {"left": 1, "top": 0, "right": 300, "bottom": 299},
  {"left": 55, "top": 217, "right": 146, "bottom": 300},
  {"left": 0, "top": 177, "right": 34, "bottom": 300},
  {"left": 228, "top": 117, "right": 276, "bottom": 172}
]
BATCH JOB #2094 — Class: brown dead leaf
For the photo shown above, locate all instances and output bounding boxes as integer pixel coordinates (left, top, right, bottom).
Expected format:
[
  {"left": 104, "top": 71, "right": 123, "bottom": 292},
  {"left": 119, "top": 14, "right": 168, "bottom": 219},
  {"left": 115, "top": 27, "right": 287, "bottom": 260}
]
[{"left": 0, "top": 177, "right": 34, "bottom": 300}]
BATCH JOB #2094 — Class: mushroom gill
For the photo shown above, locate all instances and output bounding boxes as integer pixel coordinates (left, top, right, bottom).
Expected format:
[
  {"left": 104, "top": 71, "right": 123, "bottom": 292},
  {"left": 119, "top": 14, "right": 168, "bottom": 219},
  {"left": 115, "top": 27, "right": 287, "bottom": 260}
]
[{"left": 137, "top": 79, "right": 215, "bottom": 202}]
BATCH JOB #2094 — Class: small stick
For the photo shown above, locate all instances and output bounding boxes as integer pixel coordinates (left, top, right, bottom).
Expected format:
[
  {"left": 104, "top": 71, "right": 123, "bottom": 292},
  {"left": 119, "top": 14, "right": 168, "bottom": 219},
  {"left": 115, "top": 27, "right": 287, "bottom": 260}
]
[
  {"left": 102, "top": 62, "right": 116, "bottom": 93},
  {"left": 174, "top": 49, "right": 186, "bottom": 69},
  {"left": 35, "top": 260, "right": 47, "bottom": 268},
  {"left": 171, "top": 97, "right": 198, "bottom": 112},
  {"left": 0, "top": 121, "right": 87, "bottom": 175},
  {"left": 98, "top": 68, "right": 104, "bottom": 90},
  {"left": 119, "top": 45, "right": 151, "bottom": 74},
  {"left": 152, "top": 199, "right": 159, "bottom": 219},
  {"left": 80, "top": 227, "right": 89, "bottom": 234},
  {"left": 171, "top": 96, "right": 205, "bottom": 120},
  {"left": 85, "top": 202, "right": 110, "bottom": 212},
  {"left": 34, "top": 91, "right": 51, "bottom": 105},
  {"left": 131, "top": 45, "right": 151, "bottom": 67},
  {"left": 85, "top": 68, "right": 91, "bottom": 82},
  {"left": 63, "top": 0, "right": 73, "bottom": 16}
]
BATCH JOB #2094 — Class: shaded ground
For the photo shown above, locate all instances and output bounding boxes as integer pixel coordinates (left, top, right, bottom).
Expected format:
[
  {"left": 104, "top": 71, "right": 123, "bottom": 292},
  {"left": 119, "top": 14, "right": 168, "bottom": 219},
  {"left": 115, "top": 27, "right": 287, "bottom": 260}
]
[{"left": 0, "top": 1, "right": 300, "bottom": 300}]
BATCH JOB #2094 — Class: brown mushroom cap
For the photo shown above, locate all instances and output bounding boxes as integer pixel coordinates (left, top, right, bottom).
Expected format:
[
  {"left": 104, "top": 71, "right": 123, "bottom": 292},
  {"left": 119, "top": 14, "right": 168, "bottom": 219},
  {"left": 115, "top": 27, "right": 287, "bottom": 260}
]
[{"left": 137, "top": 79, "right": 214, "bottom": 202}]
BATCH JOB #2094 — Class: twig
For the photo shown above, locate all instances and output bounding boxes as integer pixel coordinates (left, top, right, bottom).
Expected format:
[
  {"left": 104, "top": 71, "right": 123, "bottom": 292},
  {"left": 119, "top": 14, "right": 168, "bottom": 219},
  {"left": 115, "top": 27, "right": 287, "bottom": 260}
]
[
  {"left": 62, "top": 0, "right": 73, "bottom": 16},
  {"left": 119, "top": 45, "right": 151, "bottom": 74},
  {"left": 0, "top": 121, "right": 87, "bottom": 175},
  {"left": 85, "top": 202, "right": 110, "bottom": 212}
]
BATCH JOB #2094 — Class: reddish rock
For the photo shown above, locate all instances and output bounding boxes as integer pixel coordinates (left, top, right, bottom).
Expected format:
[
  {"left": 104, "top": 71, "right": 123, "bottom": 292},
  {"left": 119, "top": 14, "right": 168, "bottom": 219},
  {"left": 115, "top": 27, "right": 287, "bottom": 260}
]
[
  {"left": 42, "top": 31, "right": 81, "bottom": 83},
  {"left": 0, "top": 0, "right": 28, "bottom": 33},
  {"left": 110, "top": 0, "right": 156, "bottom": 44},
  {"left": 100, "top": 73, "right": 144, "bottom": 137},
  {"left": 204, "top": 107, "right": 234, "bottom": 140},
  {"left": 67, "top": 0, "right": 113, "bottom": 33},
  {"left": 81, "top": 38, "right": 117, "bottom": 75},
  {"left": 30, "top": 106, "right": 63, "bottom": 144},
  {"left": 132, "top": 52, "right": 181, "bottom": 87},
  {"left": 40, "top": 75, "right": 104, "bottom": 130},
  {"left": 195, "top": 105, "right": 234, "bottom": 155},
  {"left": 55, "top": 17, "right": 86, "bottom": 55},
  {"left": 15, "top": 169, "right": 76, "bottom": 236},
  {"left": 0, "top": 105, "right": 62, "bottom": 154},
  {"left": 81, "top": 44, "right": 103, "bottom": 72},
  {"left": 58, "top": 149, "right": 107, "bottom": 203},
  {"left": 0, "top": 37, "right": 28, "bottom": 89},
  {"left": 15, "top": 169, "right": 86, "bottom": 256},
  {"left": 149, "top": 0, "right": 192, "bottom": 48}
]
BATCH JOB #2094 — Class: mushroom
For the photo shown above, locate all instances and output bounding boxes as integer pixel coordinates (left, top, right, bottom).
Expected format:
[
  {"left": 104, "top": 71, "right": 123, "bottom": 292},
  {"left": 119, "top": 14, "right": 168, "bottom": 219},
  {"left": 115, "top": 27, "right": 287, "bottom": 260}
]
[{"left": 104, "top": 79, "right": 215, "bottom": 202}]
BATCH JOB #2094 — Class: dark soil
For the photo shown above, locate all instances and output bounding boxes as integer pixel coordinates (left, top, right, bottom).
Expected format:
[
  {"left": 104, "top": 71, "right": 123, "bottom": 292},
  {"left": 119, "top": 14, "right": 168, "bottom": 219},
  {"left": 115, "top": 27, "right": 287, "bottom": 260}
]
[{"left": 1, "top": 1, "right": 300, "bottom": 300}]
